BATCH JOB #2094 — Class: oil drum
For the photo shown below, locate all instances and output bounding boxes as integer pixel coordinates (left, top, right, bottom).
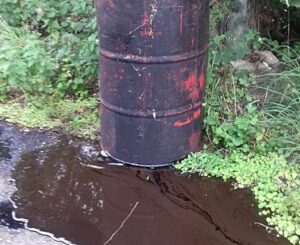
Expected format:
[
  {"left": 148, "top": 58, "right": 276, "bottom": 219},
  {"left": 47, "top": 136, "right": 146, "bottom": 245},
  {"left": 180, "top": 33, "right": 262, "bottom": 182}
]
[{"left": 96, "top": 0, "right": 209, "bottom": 167}]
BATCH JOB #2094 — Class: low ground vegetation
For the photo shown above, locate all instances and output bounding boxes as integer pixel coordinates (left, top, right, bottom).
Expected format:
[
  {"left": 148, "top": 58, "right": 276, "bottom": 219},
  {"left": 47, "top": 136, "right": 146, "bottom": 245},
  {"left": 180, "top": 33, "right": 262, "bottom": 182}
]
[
  {"left": 0, "top": 0, "right": 99, "bottom": 139},
  {"left": 178, "top": 3, "right": 300, "bottom": 243}
]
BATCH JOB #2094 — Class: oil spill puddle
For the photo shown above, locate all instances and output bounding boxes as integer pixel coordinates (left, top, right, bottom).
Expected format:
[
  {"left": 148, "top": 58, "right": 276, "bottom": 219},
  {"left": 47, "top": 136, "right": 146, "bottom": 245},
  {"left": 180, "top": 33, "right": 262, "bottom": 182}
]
[
  {"left": 9, "top": 141, "right": 290, "bottom": 245},
  {"left": 0, "top": 201, "right": 24, "bottom": 229},
  {"left": 0, "top": 141, "right": 11, "bottom": 160},
  {"left": 0, "top": 122, "right": 289, "bottom": 245}
]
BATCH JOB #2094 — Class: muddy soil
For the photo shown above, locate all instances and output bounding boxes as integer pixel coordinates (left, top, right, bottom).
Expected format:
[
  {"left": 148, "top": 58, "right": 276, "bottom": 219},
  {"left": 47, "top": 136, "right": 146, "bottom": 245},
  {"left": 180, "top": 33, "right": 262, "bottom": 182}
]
[{"left": 0, "top": 121, "right": 290, "bottom": 245}]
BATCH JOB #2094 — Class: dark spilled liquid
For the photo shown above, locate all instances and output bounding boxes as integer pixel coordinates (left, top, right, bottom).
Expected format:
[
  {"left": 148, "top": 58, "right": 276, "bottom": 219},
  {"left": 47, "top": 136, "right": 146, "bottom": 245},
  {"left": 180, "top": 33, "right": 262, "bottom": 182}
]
[
  {"left": 0, "top": 201, "right": 24, "bottom": 229},
  {"left": 0, "top": 123, "right": 289, "bottom": 245},
  {"left": 8, "top": 139, "right": 289, "bottom": 245}
]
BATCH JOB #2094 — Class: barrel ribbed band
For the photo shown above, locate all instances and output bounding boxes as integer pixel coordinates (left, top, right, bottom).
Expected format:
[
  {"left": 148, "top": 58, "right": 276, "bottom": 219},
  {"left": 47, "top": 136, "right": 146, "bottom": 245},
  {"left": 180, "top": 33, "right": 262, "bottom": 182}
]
[
  {"left": 100, "top": 45, "right": 208, "bottom": 64},
  {"left": 100, "top": 98, "right": 202, "bottom": 118}
]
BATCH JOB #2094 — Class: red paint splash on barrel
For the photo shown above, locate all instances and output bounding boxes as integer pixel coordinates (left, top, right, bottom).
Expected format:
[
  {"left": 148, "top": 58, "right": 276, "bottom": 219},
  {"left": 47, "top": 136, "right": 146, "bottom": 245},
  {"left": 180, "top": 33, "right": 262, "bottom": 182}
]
[
  {"left": 174, "top": 117, "right": 193, "bottom": 127},
  {"left": 183, "top": 74, "right": 197, "bottom": 89},
  {"left": 181, "top": 74, "right": 199, "bottom": 100},
  {"left": 143, "top": 10, "right": 150, "bottom": 24},
  {"left": 104, "top": 0, "right": 114, "bottom": 7},
  {"left": 140, "top": 29, "right": 152, "bottom": 37},
  {"left": 178, "top": 72, "right": 205, "bottom": 100},
  {"left": 198, "top": 72, "right": 205, "bottom": 90},
  {"left": 140, "top": 11, "right": 153, "bottom": 37},
  {"left": 174, "top": 108, "right": 201, "bottom": 127},
  {"left": 193, "top": 109, "right": 201, "bottom": 119}
]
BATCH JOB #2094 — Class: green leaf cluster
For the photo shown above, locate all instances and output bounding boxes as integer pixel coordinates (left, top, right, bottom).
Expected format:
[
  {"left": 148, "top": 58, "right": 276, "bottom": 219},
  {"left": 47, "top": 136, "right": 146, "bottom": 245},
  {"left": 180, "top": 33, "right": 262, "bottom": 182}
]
[
  {"left": 0, "top": 0, "right": 97, "bottom": 99},
  {"left": 178, "top": 23, "right": 300, "bottom": 244},
  {"left": 0, "top": 18, "right": 54, "bottom": 99},
  {"left": 177, "top": 151, "right": 300, "bottom": 244}
]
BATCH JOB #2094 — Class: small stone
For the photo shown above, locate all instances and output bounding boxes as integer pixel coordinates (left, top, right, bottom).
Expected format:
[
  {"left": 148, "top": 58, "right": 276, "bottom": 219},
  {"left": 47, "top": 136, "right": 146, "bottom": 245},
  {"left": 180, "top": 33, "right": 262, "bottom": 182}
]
[
  {"left": 230, "top": 60, "right": 256, "bottom": 72},
  {"left": 255, "top": 50, "right": 280, "bottom": 67},
  {"left": 257, "top": 61, "right": 272, "bottom": 72}
]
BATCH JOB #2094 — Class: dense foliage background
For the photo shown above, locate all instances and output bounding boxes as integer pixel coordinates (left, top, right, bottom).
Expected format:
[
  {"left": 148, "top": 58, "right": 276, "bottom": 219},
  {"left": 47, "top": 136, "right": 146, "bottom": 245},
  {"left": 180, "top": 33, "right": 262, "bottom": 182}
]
[
  {"left": 0, "top": 0, "right": 99, "bottom": 138},
  {"left": 0, "top": 0, "right": 97, "bottom": 99}
]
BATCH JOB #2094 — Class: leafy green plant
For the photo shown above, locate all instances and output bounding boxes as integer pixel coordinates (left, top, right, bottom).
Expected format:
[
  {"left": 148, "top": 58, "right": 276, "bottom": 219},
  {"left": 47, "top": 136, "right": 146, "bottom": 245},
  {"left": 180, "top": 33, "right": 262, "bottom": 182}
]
[
  {"left": 0, "top": 0, "right": 98, "bottom": 98},
  {"left": 210, "top": 29, "right": 264, "bottom": 65},
  {"left": 178, "top": 30, "right": 300, "bottom": 245},
  {"left": 0, "top": 18, "right": 54, "bottom": 100},
  {"left": 204, "top": 57, "right": 263, "bottom": 151},
  {"left": 176, "top": 151, "right": 300, "bottom": 244},
  {"left": 205, "top": 32, "right": 300, "bottom": 155},
  {"left": 209, "top": 0, "right": 232, "bottom": 36}
]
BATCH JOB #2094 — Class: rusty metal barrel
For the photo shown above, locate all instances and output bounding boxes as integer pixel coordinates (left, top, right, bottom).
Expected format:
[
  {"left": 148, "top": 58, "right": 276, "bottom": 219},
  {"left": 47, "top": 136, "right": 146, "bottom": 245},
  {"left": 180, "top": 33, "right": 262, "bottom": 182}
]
[{"left": 96, "top": 0, "right": 209, "bottom": 167}]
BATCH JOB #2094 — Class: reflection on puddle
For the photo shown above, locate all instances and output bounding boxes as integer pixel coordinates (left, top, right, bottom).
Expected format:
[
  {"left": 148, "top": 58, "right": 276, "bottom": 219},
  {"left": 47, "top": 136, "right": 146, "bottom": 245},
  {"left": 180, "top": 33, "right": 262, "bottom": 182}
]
[
  {"left": 0, "top": 201, "right": 24, "bottom": 229},
  {"left": 0, "top": 141, "right": 11, "bottom": 160},
  {"left": 8, "top": 137, "right": 289, "bottom": 245}
]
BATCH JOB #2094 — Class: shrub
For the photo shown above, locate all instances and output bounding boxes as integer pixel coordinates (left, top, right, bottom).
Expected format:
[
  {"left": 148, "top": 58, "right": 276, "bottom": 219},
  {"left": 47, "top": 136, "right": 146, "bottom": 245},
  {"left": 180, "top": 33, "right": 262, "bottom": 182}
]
[
  {"left": 177, "top": 151, "right": 300, "bottom": 244},
  {"left": 0, "top": 0, "right": 98, "bottom": 98},
  {"left": 0, "top": 18, "right": 54, "bottom": 100}
]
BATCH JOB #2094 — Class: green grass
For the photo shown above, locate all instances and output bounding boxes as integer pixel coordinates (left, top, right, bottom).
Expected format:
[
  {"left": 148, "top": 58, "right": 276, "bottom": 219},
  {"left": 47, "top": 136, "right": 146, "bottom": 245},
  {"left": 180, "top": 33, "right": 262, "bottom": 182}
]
[
  {"left": 258, "top": 45, "right": 300, "bottom": 162},
  {"left": 0, "top": 96, "right": 99, "bottom": 139}
]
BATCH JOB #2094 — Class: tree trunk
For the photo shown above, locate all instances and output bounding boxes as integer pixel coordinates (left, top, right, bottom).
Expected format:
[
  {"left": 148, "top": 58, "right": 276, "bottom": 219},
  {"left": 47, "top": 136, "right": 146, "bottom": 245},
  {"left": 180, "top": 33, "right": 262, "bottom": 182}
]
[{"left": 227, "top": 0, "right": 259, "bottom": 39}]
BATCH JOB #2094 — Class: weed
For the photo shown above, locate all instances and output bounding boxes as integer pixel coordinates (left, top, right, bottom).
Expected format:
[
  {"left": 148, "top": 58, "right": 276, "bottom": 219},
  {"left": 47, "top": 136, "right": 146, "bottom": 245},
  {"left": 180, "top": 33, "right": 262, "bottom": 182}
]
[
  {"left": 258, "top": 43, "right": 300, "bottom": 162},
  {"left": 176, "top": 151, "right": 300, "bottom": 244},
  {"left": 0, "top": 0, "right": 98, "bottom": 98},
  {"left": 0, "top": 96, "right": 99, "bottom": 139},
  {"left": 178, "top": 30, "right": 300, "bottom": 244},
  {"left": 0, "top": 18, "right": 54, "bottom": 99}
]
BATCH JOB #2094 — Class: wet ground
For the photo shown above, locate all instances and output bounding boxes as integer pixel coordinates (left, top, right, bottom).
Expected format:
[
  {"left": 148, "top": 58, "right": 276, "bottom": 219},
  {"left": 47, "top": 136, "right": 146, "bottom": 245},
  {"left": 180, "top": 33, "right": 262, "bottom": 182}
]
[{"left": 0, "top": 121, "right": 290, "bottom": 245}]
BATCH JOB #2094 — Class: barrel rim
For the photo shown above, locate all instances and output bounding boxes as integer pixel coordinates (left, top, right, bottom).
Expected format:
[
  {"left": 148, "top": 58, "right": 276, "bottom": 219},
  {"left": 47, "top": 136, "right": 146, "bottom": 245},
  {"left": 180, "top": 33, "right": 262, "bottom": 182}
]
[{"left": 101, "top": 149, "right": 174, "bottom": 168}]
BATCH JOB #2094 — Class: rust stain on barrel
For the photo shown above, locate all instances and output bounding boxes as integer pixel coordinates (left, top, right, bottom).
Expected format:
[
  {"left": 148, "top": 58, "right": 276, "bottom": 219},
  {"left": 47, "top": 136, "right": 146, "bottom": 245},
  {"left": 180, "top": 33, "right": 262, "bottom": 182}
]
[{"left": 181, "top": 73, "right": 199, "bottom": 100}]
